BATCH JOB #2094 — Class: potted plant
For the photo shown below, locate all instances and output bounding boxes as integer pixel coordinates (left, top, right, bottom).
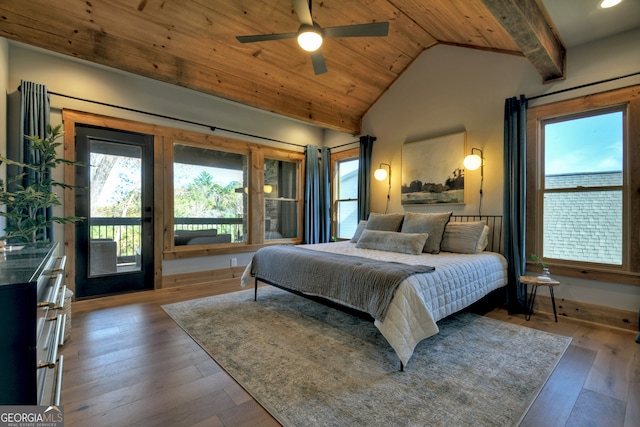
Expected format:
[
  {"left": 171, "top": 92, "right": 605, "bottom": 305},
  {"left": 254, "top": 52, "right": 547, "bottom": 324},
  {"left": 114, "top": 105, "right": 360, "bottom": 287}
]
[
  {"left": 0, "top": 124, "right": 85, "bottom": 244},
  {"left": 528, "top": 253, "right": 551, "bottom": 277}
]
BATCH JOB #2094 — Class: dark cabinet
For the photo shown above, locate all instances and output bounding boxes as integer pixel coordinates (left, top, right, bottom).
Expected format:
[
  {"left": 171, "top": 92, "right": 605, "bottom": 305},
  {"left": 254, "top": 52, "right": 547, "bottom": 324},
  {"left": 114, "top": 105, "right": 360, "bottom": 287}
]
[{"left": 0, "top": 242, "right": 65, "bottom": 405}]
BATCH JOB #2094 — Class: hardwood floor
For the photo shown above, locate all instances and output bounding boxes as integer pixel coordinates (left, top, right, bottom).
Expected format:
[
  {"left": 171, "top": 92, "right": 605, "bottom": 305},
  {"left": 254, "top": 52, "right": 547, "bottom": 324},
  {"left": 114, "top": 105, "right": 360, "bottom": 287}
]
[{"left": 61, "top": 280, "right": 639, "bottom": 427}]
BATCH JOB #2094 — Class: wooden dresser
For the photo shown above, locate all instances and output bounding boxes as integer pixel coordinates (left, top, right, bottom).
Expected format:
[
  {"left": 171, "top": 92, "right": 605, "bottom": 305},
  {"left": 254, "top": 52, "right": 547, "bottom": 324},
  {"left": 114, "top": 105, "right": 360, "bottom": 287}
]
[{"left": 0, "top": 242, "right": 66, "bottom": 405}]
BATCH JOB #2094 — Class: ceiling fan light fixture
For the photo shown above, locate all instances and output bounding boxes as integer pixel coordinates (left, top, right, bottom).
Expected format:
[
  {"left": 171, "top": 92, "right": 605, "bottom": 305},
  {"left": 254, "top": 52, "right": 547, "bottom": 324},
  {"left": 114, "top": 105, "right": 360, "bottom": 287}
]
[{"left": 297, "top": 27, "right": 323, "bottom": 51}]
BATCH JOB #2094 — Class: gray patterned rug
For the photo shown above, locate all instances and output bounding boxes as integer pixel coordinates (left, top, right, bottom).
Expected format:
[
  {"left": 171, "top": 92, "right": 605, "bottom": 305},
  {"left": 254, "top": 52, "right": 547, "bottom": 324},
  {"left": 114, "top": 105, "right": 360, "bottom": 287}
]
[{"left": 162, "top": 287, "right": 571, "bottom": 427}]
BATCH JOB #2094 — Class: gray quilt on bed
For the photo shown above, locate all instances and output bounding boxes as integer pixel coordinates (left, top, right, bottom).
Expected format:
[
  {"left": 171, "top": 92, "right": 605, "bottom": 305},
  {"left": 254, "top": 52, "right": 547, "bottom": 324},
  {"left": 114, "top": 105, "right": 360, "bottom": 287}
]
[{"left": 250, "top": 245, "right": 435, "bottom": 321}]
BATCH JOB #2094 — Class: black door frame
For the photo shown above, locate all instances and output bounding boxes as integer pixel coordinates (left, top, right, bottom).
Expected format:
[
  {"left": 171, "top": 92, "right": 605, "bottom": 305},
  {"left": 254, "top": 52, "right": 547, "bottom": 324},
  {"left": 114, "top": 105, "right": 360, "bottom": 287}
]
[{"left": 74, "top": 125, "right": 154, "bottom": 299}]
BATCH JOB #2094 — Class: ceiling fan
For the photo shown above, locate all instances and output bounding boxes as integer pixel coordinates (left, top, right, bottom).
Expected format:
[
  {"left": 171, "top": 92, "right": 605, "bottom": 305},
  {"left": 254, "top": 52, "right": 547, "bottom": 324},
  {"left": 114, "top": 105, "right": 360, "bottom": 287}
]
[{"left": 236, "top": 0, "right": 389, "bottom": 75}]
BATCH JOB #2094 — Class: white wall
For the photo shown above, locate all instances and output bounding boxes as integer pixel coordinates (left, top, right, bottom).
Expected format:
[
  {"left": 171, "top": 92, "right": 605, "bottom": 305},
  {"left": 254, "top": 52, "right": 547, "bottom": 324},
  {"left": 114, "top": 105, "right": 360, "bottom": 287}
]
[
  {"left": 362, "top": 27, "right": 640, "bottom": 312},
  {"left": 4, "top": 41, "right": 349, "bottom": 274}
]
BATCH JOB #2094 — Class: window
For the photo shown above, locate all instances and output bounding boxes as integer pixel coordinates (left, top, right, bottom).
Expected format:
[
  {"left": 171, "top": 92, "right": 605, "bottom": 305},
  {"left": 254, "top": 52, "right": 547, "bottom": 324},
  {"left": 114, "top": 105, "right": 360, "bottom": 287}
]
[
  {"left": 264, "top": 157, "right": 300, "bottom": 240},
  {"left": 527, "top": 85, "right": 640, "bottom": 284},
  {"left": 331, "top": 149, "right": 359, "bottom": 239},
  {"left": 542, "top": 110, "right": 623, "bottom": 265},
  {"left": 173, "top": 143, "right": 248, "bottom": 245},
  {"left": 63, "top": 111, "right": 304, "bottom": 280},
  {"left": 165, "top": 135, "right": 304, "bottom": 255}
]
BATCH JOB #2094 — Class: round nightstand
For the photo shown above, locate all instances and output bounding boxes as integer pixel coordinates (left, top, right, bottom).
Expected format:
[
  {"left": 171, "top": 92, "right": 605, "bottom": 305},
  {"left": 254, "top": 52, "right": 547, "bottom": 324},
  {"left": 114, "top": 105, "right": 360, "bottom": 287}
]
[{"left": 519, "top": 275, "right": 560, "bottom": 322}]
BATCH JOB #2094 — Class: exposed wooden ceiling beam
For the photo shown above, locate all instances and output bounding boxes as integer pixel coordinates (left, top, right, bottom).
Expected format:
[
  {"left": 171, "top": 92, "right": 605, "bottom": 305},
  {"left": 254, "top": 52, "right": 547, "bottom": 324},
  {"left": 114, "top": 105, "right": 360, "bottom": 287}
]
[{"left": 480, "top": 0, "right": 566, "bottom": 83}]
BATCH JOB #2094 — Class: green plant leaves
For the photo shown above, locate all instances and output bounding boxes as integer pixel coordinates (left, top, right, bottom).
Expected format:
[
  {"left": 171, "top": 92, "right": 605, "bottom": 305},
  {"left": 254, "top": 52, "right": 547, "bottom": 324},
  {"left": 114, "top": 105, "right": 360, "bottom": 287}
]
[{"left": 0, "top": 123, "right": 85, "bottom": 243}]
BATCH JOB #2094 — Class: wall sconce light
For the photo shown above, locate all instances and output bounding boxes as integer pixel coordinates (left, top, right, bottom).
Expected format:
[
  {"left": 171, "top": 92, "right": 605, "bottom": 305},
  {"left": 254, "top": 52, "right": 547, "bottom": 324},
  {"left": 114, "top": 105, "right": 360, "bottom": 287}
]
[
  {"left": 374, "top": 163, "right": 391, "bottom": 213},
  {"left": 263, "top": 185, "right": 273, "bottom": 194},
  {"left": 463, "top": 148, "right": 484, "bottom": 215},
  {"left": 374, "top": 163, "right": 390, "bottom": 182},
  {"left": 463, "top": 148, "right": 484, "bottom": 175}
]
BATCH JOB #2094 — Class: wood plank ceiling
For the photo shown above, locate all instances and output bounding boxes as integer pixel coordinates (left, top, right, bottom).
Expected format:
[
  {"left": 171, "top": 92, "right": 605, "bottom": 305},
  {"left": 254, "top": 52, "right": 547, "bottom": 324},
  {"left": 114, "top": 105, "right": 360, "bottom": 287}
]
[{"left": 0, "top": 0, "right": 564, "bottom": 135}]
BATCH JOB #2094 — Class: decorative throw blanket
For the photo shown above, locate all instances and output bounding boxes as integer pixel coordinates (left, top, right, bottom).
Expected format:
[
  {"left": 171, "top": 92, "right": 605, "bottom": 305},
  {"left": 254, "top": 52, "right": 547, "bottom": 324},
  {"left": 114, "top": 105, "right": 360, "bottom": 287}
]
[{"left": 250, "top": 245, "right": 435, "bottom": 321}]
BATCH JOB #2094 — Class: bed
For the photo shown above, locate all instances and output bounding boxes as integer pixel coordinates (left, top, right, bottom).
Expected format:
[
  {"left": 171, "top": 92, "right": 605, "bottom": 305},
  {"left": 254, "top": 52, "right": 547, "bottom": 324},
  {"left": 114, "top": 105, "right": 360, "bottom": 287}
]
[{"left": 241, "top": 214, "right": 508, "bottom": 369}]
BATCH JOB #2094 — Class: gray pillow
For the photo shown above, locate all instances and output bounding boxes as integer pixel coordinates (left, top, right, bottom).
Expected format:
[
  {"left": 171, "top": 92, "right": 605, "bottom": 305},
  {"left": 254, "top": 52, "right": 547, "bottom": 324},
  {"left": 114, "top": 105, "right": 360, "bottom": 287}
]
[
  {"left": 400, "top": 212, "right": 452, "bottom": 254},
  {"left": 174, "top": 229, "right": 218, "bottom": 246},
  {"left": 356, "top": 229, "right": 429, "bottom": 255},
  {"left": 350, "top": 220, "right": 368, "bottom": 242},
  {"left": 365, "top": 213, "right": 404, "bottom": 232},
  {"left": 441, "top": 221, "right": 487, "bottom": 254}
]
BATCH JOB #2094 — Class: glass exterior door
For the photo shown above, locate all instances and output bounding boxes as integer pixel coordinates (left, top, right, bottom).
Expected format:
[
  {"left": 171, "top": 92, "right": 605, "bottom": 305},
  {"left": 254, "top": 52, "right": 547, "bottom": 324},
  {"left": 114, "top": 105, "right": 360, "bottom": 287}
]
[{"left": 75, "top": 126, "right": 154, "bottom": 298}]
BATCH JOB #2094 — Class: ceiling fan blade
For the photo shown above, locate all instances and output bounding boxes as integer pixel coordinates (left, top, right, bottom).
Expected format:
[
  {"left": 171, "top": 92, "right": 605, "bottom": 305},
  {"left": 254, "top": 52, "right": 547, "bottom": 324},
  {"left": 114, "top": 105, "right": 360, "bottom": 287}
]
[
  {"left": 324, "top": 22, "right": 389, "bottom": 38},
  {"left": 310, "top": 50, "right": 328, "bottom": 75},
  {"left": 236, "top": 32, "right": 298, "bottom": 43},
  {"left": 292, "top": 0, "right": 313, "bottom": 26}
]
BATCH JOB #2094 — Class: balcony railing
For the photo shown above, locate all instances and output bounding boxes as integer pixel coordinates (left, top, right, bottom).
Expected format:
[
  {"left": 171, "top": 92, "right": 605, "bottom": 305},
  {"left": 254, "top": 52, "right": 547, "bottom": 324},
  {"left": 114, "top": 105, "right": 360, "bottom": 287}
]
[
  {"left": 90, "top": 217, "right": 245, "bottom": 257},
  {"left": 174, "top": 217, "right": 244, "bottom": 238}
]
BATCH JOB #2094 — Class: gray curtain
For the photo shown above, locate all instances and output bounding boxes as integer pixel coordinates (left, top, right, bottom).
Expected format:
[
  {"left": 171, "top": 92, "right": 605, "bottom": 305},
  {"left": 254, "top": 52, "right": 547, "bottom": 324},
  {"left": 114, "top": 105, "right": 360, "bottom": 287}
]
[
  {"left": 503, "top": 95, "right": 528, "bottom": 313},
  {"left": 19, "top": 80, "right": 53, "bottom": 241},
  {"left": 304, "top": 144, "right": 332, "bottom": 244},
  {"left": 357, "top": 135, "right": 376, "bottom": 221}
]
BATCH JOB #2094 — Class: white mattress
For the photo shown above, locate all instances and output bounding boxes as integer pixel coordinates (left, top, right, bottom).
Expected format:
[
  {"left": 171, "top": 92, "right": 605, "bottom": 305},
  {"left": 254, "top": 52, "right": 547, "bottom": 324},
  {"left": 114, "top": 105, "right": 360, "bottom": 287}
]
[{"left": 241, "top": 241, "right": 508, "bottom": 367}]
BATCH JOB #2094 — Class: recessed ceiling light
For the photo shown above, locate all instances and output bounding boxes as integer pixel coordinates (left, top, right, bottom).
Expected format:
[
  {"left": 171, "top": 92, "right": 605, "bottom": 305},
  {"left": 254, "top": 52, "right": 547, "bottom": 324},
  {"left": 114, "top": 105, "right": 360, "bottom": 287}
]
[{"left": 600, "top": 0, "right": 622, "bottom": 8}]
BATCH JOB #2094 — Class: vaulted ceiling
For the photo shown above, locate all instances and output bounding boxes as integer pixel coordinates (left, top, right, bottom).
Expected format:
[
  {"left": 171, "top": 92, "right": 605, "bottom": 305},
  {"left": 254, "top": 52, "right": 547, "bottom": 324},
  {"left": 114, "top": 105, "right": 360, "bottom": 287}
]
[{"left": 0, "top": 0, "right": 566, "bottom": 135}]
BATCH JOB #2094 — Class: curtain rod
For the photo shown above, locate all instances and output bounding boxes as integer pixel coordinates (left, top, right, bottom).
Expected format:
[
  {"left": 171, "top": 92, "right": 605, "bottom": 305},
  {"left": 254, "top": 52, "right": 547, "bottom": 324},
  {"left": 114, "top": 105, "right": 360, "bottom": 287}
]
[
  {"left": 307, "top": 140, "right": 360, "bottom": 151},
  {"left": 528, "top": 71, "right": 640, "bottom": 101},
  {"left": 32, "top": 88, "right": 312, "bottom": 148}
]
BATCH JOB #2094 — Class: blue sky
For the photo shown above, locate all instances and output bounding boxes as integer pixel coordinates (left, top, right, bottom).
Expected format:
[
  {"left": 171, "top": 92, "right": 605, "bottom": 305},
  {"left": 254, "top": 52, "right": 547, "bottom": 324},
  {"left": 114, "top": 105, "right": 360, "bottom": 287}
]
[{"left": 544, "top": 111, "right": 623, "bottom": 175}]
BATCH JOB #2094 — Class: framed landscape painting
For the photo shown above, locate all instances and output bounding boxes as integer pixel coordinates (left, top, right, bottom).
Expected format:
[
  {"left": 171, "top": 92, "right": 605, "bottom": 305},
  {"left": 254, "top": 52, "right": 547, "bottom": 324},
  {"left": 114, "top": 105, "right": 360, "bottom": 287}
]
[{"left": 401, "top": 131, "right": 466, "bottom": 205}]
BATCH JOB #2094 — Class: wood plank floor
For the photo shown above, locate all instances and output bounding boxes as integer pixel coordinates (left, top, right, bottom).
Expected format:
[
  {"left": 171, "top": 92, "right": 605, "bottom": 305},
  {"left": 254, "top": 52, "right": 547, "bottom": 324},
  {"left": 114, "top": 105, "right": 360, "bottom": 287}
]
[{"left": 61, "top": 279, "right": 639, "bottom": 427}]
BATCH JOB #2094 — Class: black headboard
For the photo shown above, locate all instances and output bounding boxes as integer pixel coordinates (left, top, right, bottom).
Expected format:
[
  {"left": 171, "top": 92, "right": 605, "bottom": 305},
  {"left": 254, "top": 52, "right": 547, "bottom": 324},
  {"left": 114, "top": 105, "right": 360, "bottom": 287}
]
[{"left": 450, "top": 215, "right": 503, "bottom": 254}]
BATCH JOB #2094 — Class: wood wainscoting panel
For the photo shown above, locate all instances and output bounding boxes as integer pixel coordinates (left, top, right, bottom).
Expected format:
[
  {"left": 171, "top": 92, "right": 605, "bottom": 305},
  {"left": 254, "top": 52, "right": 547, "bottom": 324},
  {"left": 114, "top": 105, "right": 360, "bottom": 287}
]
[
  {"left": 533, "top": 295, "right": 638, "bottom": 331},
  {"left": 162, "top": 266, "right": 247, "bottom": 289}
]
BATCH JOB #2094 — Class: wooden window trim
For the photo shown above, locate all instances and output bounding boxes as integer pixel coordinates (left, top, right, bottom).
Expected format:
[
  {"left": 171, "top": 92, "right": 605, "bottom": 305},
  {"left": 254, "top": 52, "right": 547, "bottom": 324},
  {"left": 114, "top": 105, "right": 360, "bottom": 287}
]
[
  {"left": 62, "top": 109, "right": 304, "bottom": 267},
  {"left": 263, "top": 153, "right": 305, "bottom": 245},
  {"left": 526, "top": 85, "right": 640, "bottom": 286},
  {"left": 164, "top": 135, "right": 304, "bottom": 259},
  {"left": 330, "top": 148, "right": 359, "bottom": 239}
]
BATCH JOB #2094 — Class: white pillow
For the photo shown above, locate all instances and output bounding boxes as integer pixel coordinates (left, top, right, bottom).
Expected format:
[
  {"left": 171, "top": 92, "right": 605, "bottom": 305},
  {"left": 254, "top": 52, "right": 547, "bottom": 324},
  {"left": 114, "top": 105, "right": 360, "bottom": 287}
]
[{"left": 476, "top": 225, "right": 490, "bottom": 253}]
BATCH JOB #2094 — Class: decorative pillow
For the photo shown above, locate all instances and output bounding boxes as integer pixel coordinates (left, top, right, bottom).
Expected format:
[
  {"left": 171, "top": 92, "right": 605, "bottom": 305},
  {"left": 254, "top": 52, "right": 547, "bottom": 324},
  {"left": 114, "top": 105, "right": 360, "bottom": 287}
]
[
  {"left": 365, "top": 213, "right": 405, "bottom": 232},
  {"left": 400, "top": 212, "right": 452, "bottom": 254},
  {"left": 476, "top": 225, "right": 490, "bottom": 253},
  {"left": 441, "top": 221, "right": 487, "bottom": 254},
  {"left": 355, "top": 229, "right": 429, "bottom": 255},
  {"left": 350, "top": 220, "right": 368, "bottom": 242}
]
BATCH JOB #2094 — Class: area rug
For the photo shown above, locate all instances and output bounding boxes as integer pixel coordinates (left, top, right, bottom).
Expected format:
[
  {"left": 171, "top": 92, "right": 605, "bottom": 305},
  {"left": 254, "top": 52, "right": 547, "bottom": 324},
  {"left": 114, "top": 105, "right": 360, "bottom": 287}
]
[{"left": 162, "top": 287, "right": 571, "bottom": 427}]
